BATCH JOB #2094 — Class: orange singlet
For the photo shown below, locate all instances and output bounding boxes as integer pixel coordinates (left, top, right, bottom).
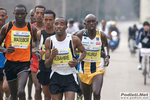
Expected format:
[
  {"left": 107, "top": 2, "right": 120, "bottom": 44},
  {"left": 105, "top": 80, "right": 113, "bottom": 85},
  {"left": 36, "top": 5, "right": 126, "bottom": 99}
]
[{"left": 5, "top": 21, "right": 32, "bottom": 62}]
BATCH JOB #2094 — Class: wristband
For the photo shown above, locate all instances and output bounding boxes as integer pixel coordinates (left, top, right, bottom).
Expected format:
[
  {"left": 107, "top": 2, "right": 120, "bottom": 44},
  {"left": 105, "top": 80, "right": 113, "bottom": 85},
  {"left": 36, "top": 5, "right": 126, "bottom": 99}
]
[{"left": 105, "top": 55, "right": 110, "bottom": 59}]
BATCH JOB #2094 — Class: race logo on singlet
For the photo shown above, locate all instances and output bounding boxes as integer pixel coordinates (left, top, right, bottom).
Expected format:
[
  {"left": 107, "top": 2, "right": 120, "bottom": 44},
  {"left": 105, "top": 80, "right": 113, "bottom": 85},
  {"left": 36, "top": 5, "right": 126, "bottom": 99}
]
[
  {"left": 11, "top": 31, "right": 31, "bottom": 49},
  {"left": 52, "top": 48, "right": 72, "bottom": 67},
  {"left": 42, "top": 44, "right": 45, "bottom": 60},
  {"left": 84, "top": 45, "right": 101, "bottom": 62}
]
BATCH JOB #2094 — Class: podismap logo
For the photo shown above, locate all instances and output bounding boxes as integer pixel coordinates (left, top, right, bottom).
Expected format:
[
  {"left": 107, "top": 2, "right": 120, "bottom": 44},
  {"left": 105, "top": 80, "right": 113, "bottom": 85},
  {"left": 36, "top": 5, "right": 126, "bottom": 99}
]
[{"left": 120, "top": 92, "right": 149, "bottom": 100}]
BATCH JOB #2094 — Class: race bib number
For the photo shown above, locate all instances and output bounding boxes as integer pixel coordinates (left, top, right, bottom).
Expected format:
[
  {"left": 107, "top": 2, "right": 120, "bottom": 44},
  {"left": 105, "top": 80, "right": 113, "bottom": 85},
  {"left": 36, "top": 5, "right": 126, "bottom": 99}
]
[
  {"left": 11, "top": 31, "right": 31, "bottom": 49},
  {"left": 83, "top": 45, "right": 101, "bottom": 62},
  {"left": 142, "top": 37, "right": 149, "bottom": 44},
  {"left": 52, "top": 48, "right": 72, "bottom": 67}
]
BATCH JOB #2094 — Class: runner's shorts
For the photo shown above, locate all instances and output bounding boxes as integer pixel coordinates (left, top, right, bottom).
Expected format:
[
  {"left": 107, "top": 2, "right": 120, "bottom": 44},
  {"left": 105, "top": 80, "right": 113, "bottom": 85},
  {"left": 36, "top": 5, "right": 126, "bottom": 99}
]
[
  {"left": 37, "top": 70, "right": 51, "bottom": 85},
  {"left": 0, "top": 68, "right": 4, "bottom": 81},
  {"left": 78, "top": 69, "right": 105, "bottom": 85},
  {"left": 30, "top": 55, "right": 39, "bottom": 73},
  {"left": 49, "top": 72, "right": 81, "bottom": 94},
  {"left": 4, "top": 60, "right": 30, "bottom": 81}
]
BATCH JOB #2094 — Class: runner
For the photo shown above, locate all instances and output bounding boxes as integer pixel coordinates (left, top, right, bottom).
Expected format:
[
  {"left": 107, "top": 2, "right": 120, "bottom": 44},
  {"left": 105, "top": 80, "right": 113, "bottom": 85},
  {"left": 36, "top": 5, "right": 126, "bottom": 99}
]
[
  {"left": 30, "top": 5, "right": 45, "bottom": 100},
  {"left": 0, "top": 4, "right": 41, "bottom": 100},
  {"left": 0, "top": 7, "right": 10, "bottom": 100},
  {"left": 99, "top": 20, "right": 112, "bottom": 40},
  {"left": 76, "top": 14, "right": 110, "bottom": 100},
  {"left": 37, "top": 9, "right": 56, "bottom": 100},
  {"left": 44, "top": 17, "right": 87, "bottom": 100},
  {"left": 29, "top": 9, "right": 36, "bottom": 24}
]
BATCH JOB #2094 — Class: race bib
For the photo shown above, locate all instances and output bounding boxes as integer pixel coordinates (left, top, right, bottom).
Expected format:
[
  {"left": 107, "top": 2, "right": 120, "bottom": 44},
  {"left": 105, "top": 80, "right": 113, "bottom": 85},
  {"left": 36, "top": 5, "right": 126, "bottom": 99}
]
[
  {"left": 52, "top": 48, "right": 72, "bottom": 67},
  {"left": 142, "top": 37, "right": 149, "bottom": 44},
  {"left": 11, "top": 31, "right": 31, "bottom": 49},
  {"left": 83, "top": 45, "right": 101, "bottom": 62},
  {"left": 42, "top": 44, "right": 45, "bottom": 60},
  {"left": 0, "top": 43, "right": 4, "bottom": 53}
]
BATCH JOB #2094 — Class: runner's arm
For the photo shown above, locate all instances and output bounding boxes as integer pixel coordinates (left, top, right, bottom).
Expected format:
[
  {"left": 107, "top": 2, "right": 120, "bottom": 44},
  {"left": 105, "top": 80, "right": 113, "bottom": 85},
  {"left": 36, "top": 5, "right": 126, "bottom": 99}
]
[
  {"left": 32, "top": 25, "right": 41, "bottom": 61},
  {"left": 45, "top": 37, "right": 58, "bottom": 68},
  {"left": 32, "top": 25, "right": 39, "bottom": 50},
  {"left": 0, "top": 24, "right": 15, "bottom": 53},
  {"left": 73, "top": 35, "right": 86, "bottom": 62},
  {"left": 101, "top": 32, "right": 110, "bottom": 66}
]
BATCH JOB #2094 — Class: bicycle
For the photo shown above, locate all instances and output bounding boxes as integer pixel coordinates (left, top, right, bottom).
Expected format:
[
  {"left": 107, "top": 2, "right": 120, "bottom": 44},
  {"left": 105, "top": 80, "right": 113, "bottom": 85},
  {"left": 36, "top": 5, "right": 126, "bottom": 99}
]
[{"left": 140, "top": 48, "right": 150, "bottom": 85}]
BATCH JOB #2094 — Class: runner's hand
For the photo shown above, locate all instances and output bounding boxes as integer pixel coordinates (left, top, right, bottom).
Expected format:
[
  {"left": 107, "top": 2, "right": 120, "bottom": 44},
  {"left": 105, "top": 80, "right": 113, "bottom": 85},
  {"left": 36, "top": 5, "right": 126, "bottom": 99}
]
[
  {"left": 39, "top": 50, "right": 45, "bottom": 56},
  {"left": 35, "top": 51, "right": 41, "bottom": 62},
  {"left": 68, "top": 58, "right": 78, "bottom": 68},
  {"left": 104, "top": 58, "right": 109, "bottom": 67},
  {"left": 51, "top": 46, "right": 58, "bottom": 59},
  {"left": 5, "top": 44, "right": 15, "bottom": 54}
]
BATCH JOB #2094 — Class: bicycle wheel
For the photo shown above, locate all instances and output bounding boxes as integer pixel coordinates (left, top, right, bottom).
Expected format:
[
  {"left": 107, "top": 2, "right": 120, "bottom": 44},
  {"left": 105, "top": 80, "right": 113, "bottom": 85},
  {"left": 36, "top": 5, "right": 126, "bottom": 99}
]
[{"left": 143, "top": 57, "right": 147, "bottom": 85}]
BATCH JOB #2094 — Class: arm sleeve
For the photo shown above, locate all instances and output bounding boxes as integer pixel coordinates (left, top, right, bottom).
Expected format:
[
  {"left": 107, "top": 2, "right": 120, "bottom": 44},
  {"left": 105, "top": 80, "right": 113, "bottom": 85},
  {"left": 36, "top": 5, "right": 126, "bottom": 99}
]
[{"left": 136, "top": 28, "right": 142, "bottom": 45}]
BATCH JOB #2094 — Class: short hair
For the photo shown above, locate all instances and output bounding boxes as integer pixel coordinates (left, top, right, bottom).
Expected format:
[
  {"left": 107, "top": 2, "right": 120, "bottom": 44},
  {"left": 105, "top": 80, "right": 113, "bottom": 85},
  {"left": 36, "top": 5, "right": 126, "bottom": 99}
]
[
  {"left": 14, "top": 4, "right": 27, "bottom": 12},
  {"left": 143, "top": 21, "right": 150, "bottom": 26},
  {"left": 57, "top": 17, "right": 68, "bottom": 26},
  {"left": 43, "top": 9, "right": 56, "bottom": 19},
  {"left": 35, "top": 5, "right": 46, "bottom": 11},
  {"left": 30, "top": 8, "right": 35, "bottom": 14},
  {"left": 68, "top": 18, "right": 74, "bottom": 24},
  {"left": 0, "top": 7, "right": 7, "bottom": 15}
]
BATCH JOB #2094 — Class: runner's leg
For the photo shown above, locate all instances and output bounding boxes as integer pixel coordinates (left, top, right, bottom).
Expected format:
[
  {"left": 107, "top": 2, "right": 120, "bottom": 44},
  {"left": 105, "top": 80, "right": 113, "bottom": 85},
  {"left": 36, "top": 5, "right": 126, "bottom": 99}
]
[
  {"left": 32, "top": 72, "right": 42, "bottom": 100},
  {"left": 28, "top": 73, "right": 33, "bottom": 100},
  {"left": 92, "top": 73, "right": 103, "bottom": 100},
  {"left": 42, "top": 85, "right": 51, "bottom": 100},
  {"left": 8, "top": 80, "right": 17, "bottom": 100},
  {"left": 3, "top": 76, "right": 10, "bottom": 98},
  {"left": 0, "top": 81, "right": 3, "bottom": 100},
  {"left": 65, "top": 91, "right": 75, "bottom": 100},
  {"left": 17, "top": 71, "right": 29, "bottom": 100},
  {"left": 51, "top": 93, "right": 63, "bottom": 100},
  {"left": 80, "top": 81, "right": 92, "bottom": 100}
]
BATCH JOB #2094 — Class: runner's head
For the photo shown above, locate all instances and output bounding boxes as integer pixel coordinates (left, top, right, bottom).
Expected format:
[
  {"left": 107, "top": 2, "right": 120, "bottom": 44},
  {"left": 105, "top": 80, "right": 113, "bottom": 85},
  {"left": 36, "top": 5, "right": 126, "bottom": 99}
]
[
  {"left": 43, "top": 9, "right": 55, "bottom": 29},
  {"left": 0, "top": 7, "right": 8, "bottom": 27},
  {"left": 34, "top": 5, "right": 45, "bottom": 23},
  {"left": 13, "top": 4, "right": 27, "bottom": 24},
  {"left": 84, "top": 14, "right": 98, "bottom": 30},
  {"left": 143, "top": 21, "right": 149, "bottom": 32},
  {"left": 101, "top": 20, "right": 106, "bottom": 27},
  {"left": 53, "top": 17, "right": 68, "bottom": 36},
  {"left": 29, "top": 9, "right": 36, "bottom": 24}
]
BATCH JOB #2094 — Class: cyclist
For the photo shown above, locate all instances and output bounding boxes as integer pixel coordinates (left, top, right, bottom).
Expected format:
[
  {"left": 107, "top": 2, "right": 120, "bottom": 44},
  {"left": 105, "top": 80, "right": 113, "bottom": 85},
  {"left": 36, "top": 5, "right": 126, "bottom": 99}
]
[
  {"left": 128, "top": 24, "right": 138, "bottom": 47},
  {"left": 136, "top": 21, "right": 150, "bottom": 70}
]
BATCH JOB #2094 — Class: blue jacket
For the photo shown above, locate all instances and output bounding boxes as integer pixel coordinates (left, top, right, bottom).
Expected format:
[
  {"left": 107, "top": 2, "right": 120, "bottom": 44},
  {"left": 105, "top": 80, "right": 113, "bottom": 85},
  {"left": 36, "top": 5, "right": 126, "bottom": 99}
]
[{"left": 136, "top": 28, "right": 150, "bottom": 46}]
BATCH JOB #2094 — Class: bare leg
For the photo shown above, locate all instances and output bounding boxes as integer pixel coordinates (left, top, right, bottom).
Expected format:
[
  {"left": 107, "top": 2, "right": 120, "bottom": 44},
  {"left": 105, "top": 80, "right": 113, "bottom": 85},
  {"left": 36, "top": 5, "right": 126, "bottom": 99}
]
[
  {"left": 80, "top": 81, "right": 92, "bottom": 100},
  {"left": 51, "top": 93, "right": 63, "bottom": 100},
  {"left": 0, "top": 81, "right": 3, "bottom": 100},
  {"left": 17, "top": 71, "right": 29, "bottom": 100},
  {"left": 32, "top": 72, "right": 42, "bottom": 100},
  {"left": 8, "top": 80, "right": 18, "bottom": 100},
  {"left": 3, "top": 76, "right": 10, "bottom": 98},
  {"left": 64, "top": 91, "right": 75, "bottom": 100},
  {"left": 28, "top": 73, "right": 33, "bottom": 100},
  {"left": 92, "top": 74, "right": 103, "bottom": 100},
  {"left": 42, "top": 85, "right": 51, "bottom": 100}
]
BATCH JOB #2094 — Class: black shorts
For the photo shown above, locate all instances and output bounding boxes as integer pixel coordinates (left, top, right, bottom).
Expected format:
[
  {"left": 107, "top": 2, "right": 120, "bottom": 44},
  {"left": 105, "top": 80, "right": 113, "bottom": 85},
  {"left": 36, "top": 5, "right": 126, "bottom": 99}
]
[
  {"left": 49, "top": 72, "right": 81, "bottom": 94},
  {"left": 0, "top": 68, "right": 4, "bottom": 81},
  {"left": 37, "top": 70, "right": 51, "bottom": 85},
  {"left": 4, "top": 60, "right": 30, "bottom": 81}
]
